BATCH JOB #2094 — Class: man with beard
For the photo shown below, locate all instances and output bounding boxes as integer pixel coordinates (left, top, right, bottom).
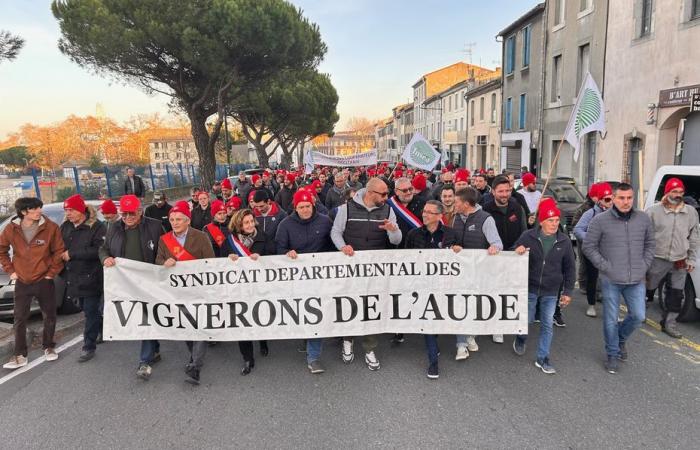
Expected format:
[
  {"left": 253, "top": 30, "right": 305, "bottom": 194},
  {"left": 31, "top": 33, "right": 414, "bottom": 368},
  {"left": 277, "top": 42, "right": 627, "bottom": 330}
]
[
  {"left": 440, "top": 185, "right": 457, "bottom": 226},
  {"left": 517, "top": 173, "right": 542, "bottom": 225},
  {"left": 144, "top": 191, "right": 173, "bottom": 232},
  {"left": 574, "top": 183, "right": 614, "bottom": 317},
  {"left": 389, "top": 177, "right": 426, "bottom": 248},
  {"left": 211, "top": 181, "right": 223, "bottom": 200},
  {"left": 275, "top": 173, "right": 298, "bottom": 214},
  {"left": 645, "top": 178, "right": 699, "bottom": 339},
  {"left": 220, "top": 178, "right": 235, "bottom": 202}
]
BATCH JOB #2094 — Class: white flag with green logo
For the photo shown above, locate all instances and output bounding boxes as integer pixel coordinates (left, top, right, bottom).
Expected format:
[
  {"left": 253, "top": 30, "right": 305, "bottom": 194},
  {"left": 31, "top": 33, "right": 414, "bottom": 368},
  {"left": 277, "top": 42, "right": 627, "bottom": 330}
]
[
  {"left": 564, "top": 72, "right": 606, "bottom": 162},
  {"left": 402, "top": 132, "right": 441, "bottom": 171}
]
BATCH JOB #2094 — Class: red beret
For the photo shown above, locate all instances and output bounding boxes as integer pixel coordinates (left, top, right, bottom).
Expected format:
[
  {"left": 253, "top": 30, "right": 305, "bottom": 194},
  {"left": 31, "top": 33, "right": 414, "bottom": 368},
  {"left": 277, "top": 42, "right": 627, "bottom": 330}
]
[
  {"left": 210, "top": 199, "right": 225, "bottom": 216},
  {"left": 119, "top": 195, "right": 141, "bottom": 213},
  {"left": 63, "top": 194, "right": 86, "bottom": 213},
  {"left": 522, "top": 173, "right": 536, "bottom": 186},
  {"left": 221, "top": 178, "right": 233, "bottom": 190},
  {"left": 226, "top": 196, "right": 242, "bottom": 210},
  {"left": 251, "top": 174, "right": 261, "bottom": 184}
]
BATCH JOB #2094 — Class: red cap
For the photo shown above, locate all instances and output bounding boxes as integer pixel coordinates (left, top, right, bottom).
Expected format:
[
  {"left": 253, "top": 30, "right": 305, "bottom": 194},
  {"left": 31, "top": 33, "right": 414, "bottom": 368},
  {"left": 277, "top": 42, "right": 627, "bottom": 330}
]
[
  {"left": 63, "top": 194, "right": 86, "bottom": 213},
  {"left": 664, "top": 177, "right": 685, "bottom": 195},
  {"left": 441, "top": 167, "right": 450, "bottom": 174},
  {"left": 597, "top": 182, "right": 613, "bottom": 198},
  {"left": 454, "top": 169, "right": 470, "bottom": 184},
  {"left": 169, "top": 200, "right": 192, "bottom": 220},
  {"left": 588, "top": 182, "right": 600, "bottom": 199},
  {"left": 310, "top": 179, "right": 322, "bottom": 191},
  {"left": 522, "top": 172, "right": 536, "bottom": 186},
  {"left": 285, "top": 173, "right": 297, "bottom": 184},
  {"left": 538, "top": 198, "right": 561, "bottom": 223},
  {"left": 119, "top": 195, "right": 141, "bottom": 213},
  {"left": 251, "top": 174, "right": 261, "bottom": 185},
  {"left": 210, "top": 199, "right": 225, "bottom": 216},
  {"left": 221, "top": 178, "right": 233, "bottom": 190},
  {"left": 407, "top": 169, "right": 414, "bottom": 176},
  {"left": 394, "top": 169, "right": 403, "bottom": 178},
  {"left": 100, "top": 199, "right": 118, "bottom": 215},
  {"left": 226, "top": 196, "right": 242, "bottom": 210},
  {"left": 412, "top": 173, "right": 427, "bottom": 191},
  {"left": 293, "top": 189, "right": 315, "bottom": 208}
]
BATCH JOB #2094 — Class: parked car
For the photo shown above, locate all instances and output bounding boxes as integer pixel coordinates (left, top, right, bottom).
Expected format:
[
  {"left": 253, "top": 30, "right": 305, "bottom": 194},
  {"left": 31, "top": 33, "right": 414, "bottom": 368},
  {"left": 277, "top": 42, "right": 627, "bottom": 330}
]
[
  {"left": 514, "top": 177, "right": 585, "bottom": 239},
  {"left": 644, "top": 165, "right": 700, "bottom": 322},
  {"left": 0, "top": 199, "right": 115, "bottom": 319}
]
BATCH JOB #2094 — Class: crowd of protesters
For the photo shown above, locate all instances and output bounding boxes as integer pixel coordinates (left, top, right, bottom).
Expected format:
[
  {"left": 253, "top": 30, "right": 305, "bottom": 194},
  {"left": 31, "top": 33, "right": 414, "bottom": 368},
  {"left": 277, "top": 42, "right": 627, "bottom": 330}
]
[{"left": 0, "top": 161, "right": 696, "bottom": 382}]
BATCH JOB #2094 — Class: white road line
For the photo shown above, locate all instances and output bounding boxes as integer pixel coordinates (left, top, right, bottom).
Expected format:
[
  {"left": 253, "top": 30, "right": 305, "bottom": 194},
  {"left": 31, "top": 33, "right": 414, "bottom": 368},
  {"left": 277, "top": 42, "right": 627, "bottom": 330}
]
[{"left": 0, "top": 335, "right": 83, "bottom": 386}]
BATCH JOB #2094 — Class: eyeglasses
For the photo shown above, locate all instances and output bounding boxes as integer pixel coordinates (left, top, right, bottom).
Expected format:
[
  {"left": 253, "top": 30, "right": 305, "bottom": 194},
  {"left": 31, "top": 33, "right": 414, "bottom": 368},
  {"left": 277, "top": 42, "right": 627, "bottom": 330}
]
[
  {"left": 423, "top": 210, "right": 441, "bottom": 215},
  {"left": 396, "top": 187, "right": 414, "bottom": 193},
  {"left": 121, "top": 212, "right": 139, "bottom": 217},
  {"left": 371, "top": 190, "right": 389, "bottom": 198}
]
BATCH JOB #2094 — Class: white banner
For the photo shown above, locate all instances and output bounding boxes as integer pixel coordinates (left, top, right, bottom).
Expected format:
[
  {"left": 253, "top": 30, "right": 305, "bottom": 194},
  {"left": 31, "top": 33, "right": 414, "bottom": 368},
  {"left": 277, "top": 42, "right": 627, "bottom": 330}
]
[
  {"left": 103, "top": 249, "right": 528, "bottom": 341},
  {"left": 305, "top": 149, "right": 377, "bottom": 168}
]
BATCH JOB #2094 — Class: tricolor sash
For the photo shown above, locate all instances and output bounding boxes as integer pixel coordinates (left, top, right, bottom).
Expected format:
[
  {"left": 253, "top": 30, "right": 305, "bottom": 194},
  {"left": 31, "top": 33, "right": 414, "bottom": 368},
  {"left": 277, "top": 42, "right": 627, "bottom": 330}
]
[
  {"left": 161, "top": 232, "right": 196, "bottom": 261},
  {"left": 387, "top": 196, "right": 422, "bottom": 229},
  {"left": 205, "top": 223, "right": 226, "bottom": 248},
  {"left": 227, "top": 234, "right": 252, "bottom": 257}
]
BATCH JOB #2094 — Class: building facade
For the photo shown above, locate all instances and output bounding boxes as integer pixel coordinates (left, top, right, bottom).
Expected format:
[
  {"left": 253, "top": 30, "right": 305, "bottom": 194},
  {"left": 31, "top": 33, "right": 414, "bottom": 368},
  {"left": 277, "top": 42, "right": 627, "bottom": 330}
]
[
  {"left": 599, "top": 0, "right": 700, "bottom": 202},
  {"left": 498, "top": 3, "right": 546, "bottom": 175},
  {"left": 440, "top": 80, "right": 469, "bottom": 166},
  {"left": 312, "top": 131, "right": 376, "bottom": 156},
  {"left": 541, "top": 0, "right": 609, "bottom": 190},
  {"left": 375, "top": 117, "right": 395, "bottom": 161},
  {"left": 149, "top": 137, "right": 199, "bottom": 174},
  {"left": 393, "top": 103, "right": 414, "bottom": 160},
  {"left": 466, "top": 78, "right": 502, "bottom": 171}
]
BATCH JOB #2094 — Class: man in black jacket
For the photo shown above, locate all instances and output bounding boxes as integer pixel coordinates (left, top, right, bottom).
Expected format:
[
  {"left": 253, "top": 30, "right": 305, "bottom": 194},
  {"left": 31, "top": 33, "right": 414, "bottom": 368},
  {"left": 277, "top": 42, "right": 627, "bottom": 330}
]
[
  {"left": 274, "top": 173, "right": 297, "bottom": 214},
  {"left": 123, "top": 167, "right": 146, "bottom": 198},
  {"left": 513, "top": 199, "right": 575, "bottom": 375},
  {"left": 144, "top": 191, "right": 172, "bottom": 232},
  {"left": 483, "top": 175, "right": 528, "bottom": 251},
  {"left": 60, "top": 195, "right": 106, "bottom": 362},
  {"left": 99, "top": 195, "right": 164, "bottom": 380},
  {"left": 190, "top": 191, "right": 212, "bottom": 230}
]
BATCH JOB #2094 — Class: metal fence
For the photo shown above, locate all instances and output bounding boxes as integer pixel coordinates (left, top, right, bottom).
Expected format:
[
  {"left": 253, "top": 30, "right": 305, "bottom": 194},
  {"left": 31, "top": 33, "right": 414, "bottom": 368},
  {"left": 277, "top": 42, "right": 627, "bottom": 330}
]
[{"left": 24, "top": 163, "right": 255, "bottom": 204}]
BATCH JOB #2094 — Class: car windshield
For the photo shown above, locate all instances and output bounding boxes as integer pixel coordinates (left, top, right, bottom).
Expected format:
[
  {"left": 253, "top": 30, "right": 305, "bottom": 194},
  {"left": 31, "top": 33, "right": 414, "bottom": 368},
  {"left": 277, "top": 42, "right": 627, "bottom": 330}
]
[{"left": 544, "top": 184, "right": 585, "bottom": 203}]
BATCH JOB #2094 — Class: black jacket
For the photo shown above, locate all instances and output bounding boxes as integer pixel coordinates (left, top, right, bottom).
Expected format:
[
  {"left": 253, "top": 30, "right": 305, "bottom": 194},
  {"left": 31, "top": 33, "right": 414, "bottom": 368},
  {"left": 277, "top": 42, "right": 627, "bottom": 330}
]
[
  {"left": 514, "top": 229, "right": 576, "bottom": 297},
  {"left": 144, "top": 202, "right": 173, "bottom": 232},
  {"left": 123, "top": 175, "right": 146, "bottom": 197},
  {"left": 275, "top": 211, "right": 333, "bottom": 254},
  {"left": 59, "top": 212, "right": 106, "bottom": 299},
  {"left": 99, "top": 216, "right": 164, "bottom": 264},
  {"left": 394, "top": 196, "right": 426, "bottom": 247},
  {"left": 405, "top": 223, "right": 457, "bottom": 249},
  {"left": 248, "top": 225, "right": 275, "bottom": 256},
  {"left": 191, "top": 205, "right": 212, "bottom": 230},
  {"left": 204, "top": 221, "right": 234, "bottom": 258},
  {"left": 483, "top": 198, "right": 527, "bottom": 250},
  {"left": 275, "top": 186, "right": 296, "bottom": 214}
]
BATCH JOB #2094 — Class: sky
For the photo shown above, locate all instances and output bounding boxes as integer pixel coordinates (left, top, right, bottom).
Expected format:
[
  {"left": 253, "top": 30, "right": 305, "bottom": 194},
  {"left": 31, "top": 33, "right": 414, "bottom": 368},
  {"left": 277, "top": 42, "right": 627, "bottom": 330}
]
[{"left": 0, "top": 0, "right": 540, "bottom": 139}]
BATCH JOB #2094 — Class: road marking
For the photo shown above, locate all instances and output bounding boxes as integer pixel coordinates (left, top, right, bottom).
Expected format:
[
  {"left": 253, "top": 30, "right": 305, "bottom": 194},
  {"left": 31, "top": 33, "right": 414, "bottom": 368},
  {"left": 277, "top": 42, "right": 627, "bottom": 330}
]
[
  {"left": 619, "top": 305, "right": 700, "bottom": 353},
  {"left": 0, "top": 335, "right": 83, "bottom": 386}
]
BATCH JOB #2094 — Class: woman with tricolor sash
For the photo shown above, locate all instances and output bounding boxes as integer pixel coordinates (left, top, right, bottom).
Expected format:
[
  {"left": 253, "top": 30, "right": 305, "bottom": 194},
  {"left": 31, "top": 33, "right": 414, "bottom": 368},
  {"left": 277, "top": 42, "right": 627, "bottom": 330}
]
[
  {"left": 155, "top": 201, "right": 215, "bottom": 386},
  {"left": 228, "top": 209, "right": 275, "bottom": 375}
]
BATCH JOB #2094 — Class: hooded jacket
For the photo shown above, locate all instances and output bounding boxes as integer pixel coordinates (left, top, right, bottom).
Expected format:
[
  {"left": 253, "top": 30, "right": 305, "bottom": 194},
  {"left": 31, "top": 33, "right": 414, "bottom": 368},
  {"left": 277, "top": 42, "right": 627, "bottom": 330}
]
[
  {"left": 0, "top": 214, "right": 65, "bottom": 284},
  {"left": 253, "top": 201, "right": 287, "bottom": 241}
]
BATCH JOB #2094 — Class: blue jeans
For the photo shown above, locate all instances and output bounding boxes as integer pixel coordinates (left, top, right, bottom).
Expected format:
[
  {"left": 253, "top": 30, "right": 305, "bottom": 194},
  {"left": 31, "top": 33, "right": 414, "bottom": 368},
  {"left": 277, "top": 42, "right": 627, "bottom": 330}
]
[
  {"left": 80, "top": 296, "right": 102, "bottom": 351},
  {"left": 424, "top": 335, "right": 439, "bottom": 365},
  {"left": 139, "top": 340, "right": 160, "bottom": 365},
  {"left": 516, "top": 293, "right": 558, "bottom": 360},
  {"left": 306, "top": 338, "right": 323, "bottom": 364},
  {"left": 600, "top": 277, "right": 646, "bottom": 357}
]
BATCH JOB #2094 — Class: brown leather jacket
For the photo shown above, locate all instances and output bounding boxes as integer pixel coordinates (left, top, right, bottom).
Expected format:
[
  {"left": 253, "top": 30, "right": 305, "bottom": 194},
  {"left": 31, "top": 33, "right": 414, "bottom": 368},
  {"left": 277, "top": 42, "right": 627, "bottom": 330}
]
[{"left": 0, "top": 215, "right": 65, "bottom": 284}]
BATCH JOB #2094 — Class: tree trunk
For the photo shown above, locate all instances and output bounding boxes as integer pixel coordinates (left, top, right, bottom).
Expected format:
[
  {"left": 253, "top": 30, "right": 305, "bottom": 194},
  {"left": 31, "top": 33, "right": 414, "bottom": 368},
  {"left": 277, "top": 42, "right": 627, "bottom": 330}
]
[
  {"left": 188, "top": 108, "right": 216, "bottom": 190},
  {"left": 280, "top": 150, "right": 293, "bottom": 169}
]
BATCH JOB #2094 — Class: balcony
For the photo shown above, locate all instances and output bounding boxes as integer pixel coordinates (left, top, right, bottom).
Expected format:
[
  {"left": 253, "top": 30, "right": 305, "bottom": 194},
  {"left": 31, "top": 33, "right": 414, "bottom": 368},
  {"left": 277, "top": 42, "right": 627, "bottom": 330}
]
[{"left": 443, "top": 130, "right": 467, "bottom": 144}]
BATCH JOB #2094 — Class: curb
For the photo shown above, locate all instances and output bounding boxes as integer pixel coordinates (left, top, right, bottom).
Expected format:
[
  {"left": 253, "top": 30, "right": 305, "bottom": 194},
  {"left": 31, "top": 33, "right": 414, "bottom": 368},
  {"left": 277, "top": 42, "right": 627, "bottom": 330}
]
[{"left": 0, "top": 314, "right": 85, "bottom": 361}]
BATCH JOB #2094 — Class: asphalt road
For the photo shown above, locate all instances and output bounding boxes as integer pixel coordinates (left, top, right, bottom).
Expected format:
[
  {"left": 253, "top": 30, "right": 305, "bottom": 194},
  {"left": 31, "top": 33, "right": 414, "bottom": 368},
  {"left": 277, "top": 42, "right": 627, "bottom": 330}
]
[{"left": 0, "top": 292, "right": 698, "bottom": 449}]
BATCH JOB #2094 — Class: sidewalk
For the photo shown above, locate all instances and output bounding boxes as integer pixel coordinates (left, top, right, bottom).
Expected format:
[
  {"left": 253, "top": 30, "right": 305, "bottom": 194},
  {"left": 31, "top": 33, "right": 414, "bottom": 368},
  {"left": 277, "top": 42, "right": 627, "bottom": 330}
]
[{"left": 0, "top": 313, "right": 85, "bottom": 360}]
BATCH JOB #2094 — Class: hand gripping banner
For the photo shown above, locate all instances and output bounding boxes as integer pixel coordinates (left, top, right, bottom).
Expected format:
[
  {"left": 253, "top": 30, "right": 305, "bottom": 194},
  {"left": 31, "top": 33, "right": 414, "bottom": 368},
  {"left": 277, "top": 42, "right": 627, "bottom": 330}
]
[{"left": 103, "top": 249, "right": 529, "bottom": 341}]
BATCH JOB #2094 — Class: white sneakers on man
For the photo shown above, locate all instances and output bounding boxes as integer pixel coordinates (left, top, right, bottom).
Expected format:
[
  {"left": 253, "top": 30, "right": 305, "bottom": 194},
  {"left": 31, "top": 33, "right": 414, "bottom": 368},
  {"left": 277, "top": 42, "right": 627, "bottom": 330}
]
[
  {"left": 3, "top": 355, "right": 28, "bottom": 369},
  {"left": 466, "top": 336, "right": 479, "bottom": 352},
  {"left": 492, "top": 334, "right": 504, "bottom": 344},
  {"left": 455, "top": 345, "right": 469, "bottom": 361}
]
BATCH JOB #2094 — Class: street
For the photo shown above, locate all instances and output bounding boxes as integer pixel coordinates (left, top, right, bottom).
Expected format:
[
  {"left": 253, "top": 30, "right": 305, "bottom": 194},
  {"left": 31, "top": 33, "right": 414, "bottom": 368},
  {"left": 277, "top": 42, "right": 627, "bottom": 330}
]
[{"left": 0, "top": 291, "right": 697, "bottom": 449}]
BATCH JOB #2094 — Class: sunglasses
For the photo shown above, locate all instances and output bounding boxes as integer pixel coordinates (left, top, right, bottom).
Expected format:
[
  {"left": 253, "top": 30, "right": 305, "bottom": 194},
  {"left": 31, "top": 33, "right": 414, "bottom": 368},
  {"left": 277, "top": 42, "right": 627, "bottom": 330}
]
[
  {"left": 371, "top": 190, "right": 389, "bottom": 198},
  {"left": 601, "top": 197, "right": 613, "bottom": 203},
  {"left": 121, "top": 211, "right": 139, "bottom": 217},
  {"left": 396, "top": 187, "right": 414, "bottom": 193}
]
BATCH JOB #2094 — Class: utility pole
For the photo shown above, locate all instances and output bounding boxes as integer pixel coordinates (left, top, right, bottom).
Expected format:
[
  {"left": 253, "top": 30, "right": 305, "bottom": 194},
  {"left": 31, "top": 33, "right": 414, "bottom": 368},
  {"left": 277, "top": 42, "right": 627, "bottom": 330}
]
[{"left": 462, "top": 42, "right": 477, "bottom": 64}]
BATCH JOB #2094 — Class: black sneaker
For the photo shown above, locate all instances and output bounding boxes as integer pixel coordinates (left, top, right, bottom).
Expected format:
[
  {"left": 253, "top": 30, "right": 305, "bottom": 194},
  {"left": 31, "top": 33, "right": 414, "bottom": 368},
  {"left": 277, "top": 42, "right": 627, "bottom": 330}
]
[
  {"left": 427, "top": 363, "right": 439, "bottom": 379},
  {"left": 553, "top": 313, "right": 566, "bottom": 328},
  {"left": 618, "top": 342, "right": 628, "bottom": 361},
  {"left": 184, "top": 366, "right": 200, "bottom": 385},
  {"left": 151, "top": 352, "right": 162, "bottom": 364},
  {"left": 392, "top": 334, "right": 405, "bottom": 344},
  {"left": 297, "top": 340, "right": 307, "bottom": 353},
  {"left": 604, "top": 356, "right": 619, "bottom": 374},
  {"left": 78, "top": 349, "right": 95, "bottom": 363},
  {"left": 307, "top": 360, "right": 325, "bottom": 374},
  {"left": 535, "top": 357, "right": 556, "bottom": 374},
  {"left": 512, "top": 338, "right": 526, "bottom": 356}
]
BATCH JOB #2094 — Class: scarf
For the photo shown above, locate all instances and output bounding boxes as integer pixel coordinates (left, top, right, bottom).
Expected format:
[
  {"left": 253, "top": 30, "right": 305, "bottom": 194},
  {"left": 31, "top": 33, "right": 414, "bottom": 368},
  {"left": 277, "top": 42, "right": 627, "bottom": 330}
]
[{"left": 237, "top": 228, "right": 257, "bottom": 249}]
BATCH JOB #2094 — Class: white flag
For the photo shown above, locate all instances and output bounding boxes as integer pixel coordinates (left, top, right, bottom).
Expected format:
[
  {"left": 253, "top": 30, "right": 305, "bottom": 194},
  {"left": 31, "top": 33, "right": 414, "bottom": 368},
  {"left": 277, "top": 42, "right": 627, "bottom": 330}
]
[
  {"left": 304, "top": 149, "right": 314, "bottom": 174},
  {"left": 402, "top": 132, "right": 441, "bottom": 171},
  {"left": 563, "top": 72, "right": 606, "bottom": 162}
]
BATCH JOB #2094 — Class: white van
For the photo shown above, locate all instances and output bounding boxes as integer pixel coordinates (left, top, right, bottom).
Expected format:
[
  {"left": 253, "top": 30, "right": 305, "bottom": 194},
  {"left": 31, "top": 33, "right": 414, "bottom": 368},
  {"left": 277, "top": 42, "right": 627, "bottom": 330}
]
[{"left": 645, "top": 165, "right": 700, "bottom": 322}]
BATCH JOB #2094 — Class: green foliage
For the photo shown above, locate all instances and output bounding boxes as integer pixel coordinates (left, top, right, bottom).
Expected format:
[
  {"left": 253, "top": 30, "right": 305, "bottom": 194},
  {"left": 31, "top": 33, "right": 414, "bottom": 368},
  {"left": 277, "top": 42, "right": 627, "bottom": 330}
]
[
  {"left": 87, "top": 154, "right": 102, "bottom": 171},
  {"left": 0, "top": 146, "right": 33, "bottom": 167},
  {"left": 0, "top": 30, "right": 24, "bottom": 63}
]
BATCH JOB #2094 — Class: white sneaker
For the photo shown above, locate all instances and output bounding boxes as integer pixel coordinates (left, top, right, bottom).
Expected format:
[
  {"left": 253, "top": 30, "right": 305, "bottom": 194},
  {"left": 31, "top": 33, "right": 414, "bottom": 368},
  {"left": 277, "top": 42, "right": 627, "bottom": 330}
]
[
  {"left": 341, "top": 339, "right": 354, "bottom": 364},
  {"left": 364, "top": 351, "right": 380, "bottom": 370},
  {"left": 455, "top": 345, "right": 469, "bottom": 361},
  {"left": 586, "top": 305, "right": 597, "bottom": 317},
  {"left": 492, "top": 334, "right": 504, "bottom": 344},
  {"left": 3, "top": 355, "right": 28, "bottom": 369},
  {"left": 466, "top": 336, "right": 479, "bottom": 352},
  {"left": 44, "top": 348, "right": 58, "bottom": 361}
]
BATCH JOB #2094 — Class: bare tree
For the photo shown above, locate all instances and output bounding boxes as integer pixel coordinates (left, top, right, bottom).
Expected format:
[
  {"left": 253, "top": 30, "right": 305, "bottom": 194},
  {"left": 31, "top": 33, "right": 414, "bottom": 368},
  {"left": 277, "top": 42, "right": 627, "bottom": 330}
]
[{"left": 0, "top": 30, "right": 25, "bottom": 63}]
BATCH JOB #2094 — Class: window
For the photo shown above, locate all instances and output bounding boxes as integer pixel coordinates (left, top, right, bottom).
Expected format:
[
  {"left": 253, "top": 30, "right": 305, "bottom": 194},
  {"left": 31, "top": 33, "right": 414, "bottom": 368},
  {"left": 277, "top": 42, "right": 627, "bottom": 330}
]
[
  {"left": 505, "top": 97, "right": 513, "bottom": 131},
  {"left": 551, "top": 55, "right": 562, "bottom": 102},
  {"left": 640, "top": 0, "right": 653, "bottom": 37},
  {"left": 554, "top": 0, "right": 565, "bottom": 26},
  {"left": 522, "top": 25, "right": 531, "bottom": 68},
  {"left": 491, "top": 93, "right": 497, "bottom": 123},
  {"left": 460, "top": 117, "right": 464, "bottom": 131},
  {"left": 479, "top": 97, "right": 485, "bottom": 121},
  {"left": 455, "top": 94, "right": 459, "bottom": 110},
  {"left": 153, "top": 143, "right": 159, "bottom": 149},
  {"left": 461, "top": 92, "right": 465, "bottom": 108},
  {"left": 519, "top": 94, "right": 527, "bottom": 129},
  {"left": 577, "top": 43, "right": 590, "bottom": 91},
  {"left": 470, "top": 101, "right": 475, "bottom": 126},
  {"left": 580, "top": 0, "right": 591, "bottom": 12},
  {"left": 449, "top": 96, "right": 452, "bottom": 112},
  {"left": 505, "top": 36, "right": 515, "bottom": 75}
]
